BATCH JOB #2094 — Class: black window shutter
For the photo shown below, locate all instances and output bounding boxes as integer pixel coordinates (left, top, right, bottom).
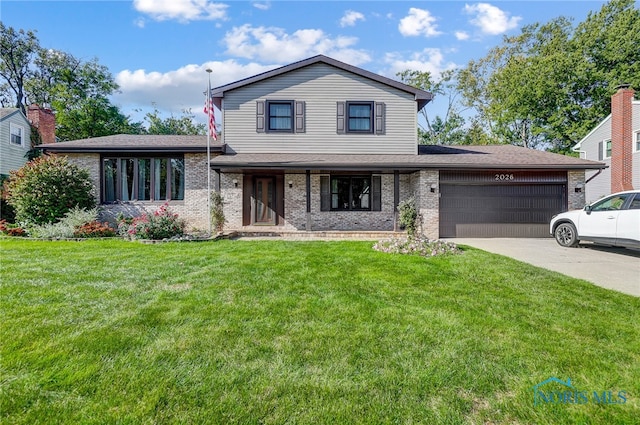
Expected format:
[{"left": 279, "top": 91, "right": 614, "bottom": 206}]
[
  {"left": 256, "top": 101, "right": 265, "bottom": 133},
  {"left": 598, "top": 141, "right": 603, "bottom": 160},
  {"left": 336, "top": 102, "right": 345, "bottom": 134},
  {"left": 320, "top": 176, "right": 330, "bottom": 211},
  {"left": 375, "top": 102, "right": 385, "bottom": 135},
  {"left": 372, "top": 176, "right": 381, "bottom": 211},
  {"left": 295, "top": 101, "right": 305, "bottom": 133}
]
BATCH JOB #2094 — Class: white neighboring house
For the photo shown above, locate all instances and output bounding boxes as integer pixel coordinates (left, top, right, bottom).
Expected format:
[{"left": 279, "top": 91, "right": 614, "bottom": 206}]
[
  {"left": 573, "top": 84, "right": 640, "bottom": 203},
  {"left": 0, "top": 108, "right": 31, "bottom": 177}
]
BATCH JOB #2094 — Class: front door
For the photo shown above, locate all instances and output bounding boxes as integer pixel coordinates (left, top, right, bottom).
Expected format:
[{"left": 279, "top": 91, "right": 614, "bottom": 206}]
[{"left": 254, "top": 177, "right": 276, "bottom": 224}]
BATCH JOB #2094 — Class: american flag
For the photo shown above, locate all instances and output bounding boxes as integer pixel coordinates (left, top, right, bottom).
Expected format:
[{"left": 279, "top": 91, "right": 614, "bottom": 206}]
[{"left": 204, "top": 92, "right": 217, "bottom": 141}]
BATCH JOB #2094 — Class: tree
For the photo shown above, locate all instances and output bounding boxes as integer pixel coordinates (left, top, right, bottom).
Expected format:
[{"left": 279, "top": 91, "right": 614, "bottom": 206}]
[
  {"left": 5, "top": 155, "right": 96, "bottom": 225},
  {"left": 144, "top": 107, "right": 206, "bottom": 135},
  {"left": 397, "top": 69, "right": 469, "bottom": 145},
  {"left": 458, "top": 0, "right": 640, "bottom": 152},
  {"left": 0, "top": 23, "right": 38, "bottom": 114}
]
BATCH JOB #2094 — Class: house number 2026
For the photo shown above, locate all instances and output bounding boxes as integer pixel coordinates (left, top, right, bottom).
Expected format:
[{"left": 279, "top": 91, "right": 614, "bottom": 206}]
[{"left": 495, "top": 173, "right": 515, "bottom": 181}]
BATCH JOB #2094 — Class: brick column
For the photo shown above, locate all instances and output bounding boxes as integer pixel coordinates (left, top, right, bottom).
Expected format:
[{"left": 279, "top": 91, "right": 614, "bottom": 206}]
[{"left": 610, "top": 84, "right": 634, "bottom": 193}]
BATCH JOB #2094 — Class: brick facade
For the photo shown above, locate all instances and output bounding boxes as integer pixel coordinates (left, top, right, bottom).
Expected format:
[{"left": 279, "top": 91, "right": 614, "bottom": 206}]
[{"left": 611, "top": 85, "right": 635, "bottom": 193}]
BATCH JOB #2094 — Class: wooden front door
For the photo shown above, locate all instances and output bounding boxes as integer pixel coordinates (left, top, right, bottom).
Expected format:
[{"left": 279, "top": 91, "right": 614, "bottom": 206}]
[{"left": 254, "top": 177, "right": 276, "bottom": 224}]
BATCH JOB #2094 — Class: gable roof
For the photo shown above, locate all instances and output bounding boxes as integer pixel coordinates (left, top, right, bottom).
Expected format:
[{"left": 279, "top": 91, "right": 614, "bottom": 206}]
[
  {"left": 0, "top": 108, "right": 28, "bottom": 122},
  {"left": 573, "top": 100, "right": 640, "bottom": 151},
  {"left": 209, "top": 145, "right": 606, "bottom": 171},
  {"left": 37, "top": 134, "right": 226, "bottom": 154},
  {"left": 210, "top": 55, "right": 434, "bottom": 110}
]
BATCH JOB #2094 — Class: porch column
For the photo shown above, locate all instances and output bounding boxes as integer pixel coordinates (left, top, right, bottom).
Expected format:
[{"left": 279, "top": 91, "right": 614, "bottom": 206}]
[
  {"left": 394, "top": 170, "right": 399, "bottom": 231},
  {"left": 306, "top": 170, "right": 312, "bottom": 231}
]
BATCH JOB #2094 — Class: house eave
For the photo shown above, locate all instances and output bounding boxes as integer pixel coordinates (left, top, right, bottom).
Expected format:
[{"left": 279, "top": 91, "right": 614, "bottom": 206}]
[{"left": 38, "top": 145, "right": 226, "bottom": 154}]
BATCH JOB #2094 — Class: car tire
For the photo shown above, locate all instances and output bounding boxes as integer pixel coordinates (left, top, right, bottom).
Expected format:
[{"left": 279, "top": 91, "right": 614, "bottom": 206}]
[{"left": 554, "top": 222, "right": 579, "bottom": 247}]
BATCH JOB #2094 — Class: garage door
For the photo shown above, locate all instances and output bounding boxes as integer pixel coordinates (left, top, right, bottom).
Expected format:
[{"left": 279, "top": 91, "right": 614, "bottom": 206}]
[{"left": 439, "top": 171, "right": 567, "bottom": 238}]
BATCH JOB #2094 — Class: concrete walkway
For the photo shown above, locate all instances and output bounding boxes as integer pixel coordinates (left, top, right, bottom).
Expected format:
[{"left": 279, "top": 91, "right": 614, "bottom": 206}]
[{"left": 453, "top": 238, "right": 640, "bottom": 297}]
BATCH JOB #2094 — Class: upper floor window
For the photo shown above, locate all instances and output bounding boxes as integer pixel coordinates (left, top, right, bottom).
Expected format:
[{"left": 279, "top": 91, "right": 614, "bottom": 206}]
[
  {"left": 347, "top": 102, "right": 373, "bottom": 133},
  {"left": 337, "top": 101, "right": 385, "bottom": 135},
  {"left": 603, "top": 139, "right": 612, "bottom": 159},
  {"left": 267, "top": 101, "right": 294, "bottom": 132},
  {"left": 102, "top": 156, "right": 184, "bottom": 203},
  {"left": 635, "top": 131, "right": 640, "bottom": 152},
  {"left": 10, "top": 123, "right": 24, "bottom": 146},
  {"left": 256, "top": 100, "right": 305, "bottom": 133}
]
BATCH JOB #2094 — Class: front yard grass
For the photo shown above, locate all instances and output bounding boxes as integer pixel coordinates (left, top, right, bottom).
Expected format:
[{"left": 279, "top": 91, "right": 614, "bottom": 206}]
[{"left": 1, "top": 238, "right": 638, "bottom": 424}]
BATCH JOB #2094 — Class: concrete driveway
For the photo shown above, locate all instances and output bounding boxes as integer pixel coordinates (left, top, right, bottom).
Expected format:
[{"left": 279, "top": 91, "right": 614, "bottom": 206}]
[{"left": 452, "top": 238, "right": 640, "bottom": 297}]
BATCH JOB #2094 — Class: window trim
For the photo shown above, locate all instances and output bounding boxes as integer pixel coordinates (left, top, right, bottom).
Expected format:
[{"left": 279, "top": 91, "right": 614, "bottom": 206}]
[
  {"left": 603, "top": 139, "right": 612, "bottom": 159},
  {"left": 266, "top": 100, "right": 294, "bottom": 133},
  {"left": 9, "top": 123, "right": 24, "bottom": 147},
  {"left": 330, "top": 175, "right": 372, "bottom": 211},
  {"left": 634, "top": 131, "right": 640, "bottom": 153},
  {"left": 346, "top": 101, "right": 374, "bottom": 134},
  {"left": 101, "top": 155, "right": 185, "bottom": 204}
]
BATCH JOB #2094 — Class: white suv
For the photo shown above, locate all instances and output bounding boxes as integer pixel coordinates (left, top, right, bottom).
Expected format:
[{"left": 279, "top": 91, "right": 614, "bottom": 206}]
[{"left": 550, "top": 190, "right": 640, "bottom": 248}]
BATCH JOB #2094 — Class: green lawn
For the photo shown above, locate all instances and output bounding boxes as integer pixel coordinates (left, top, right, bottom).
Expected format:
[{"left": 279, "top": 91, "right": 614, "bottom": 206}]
[{"left": 1, "top": 238, "right": 638, "bottom": 424}]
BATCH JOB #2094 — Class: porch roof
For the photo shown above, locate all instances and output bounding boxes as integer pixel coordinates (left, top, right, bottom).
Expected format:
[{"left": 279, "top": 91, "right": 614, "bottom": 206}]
[
  {"left": 209, "top": 145, "right": 606, "bottom": 171},
  {"left": 37, "top": 134, "right": 226, "bottom": 154}
]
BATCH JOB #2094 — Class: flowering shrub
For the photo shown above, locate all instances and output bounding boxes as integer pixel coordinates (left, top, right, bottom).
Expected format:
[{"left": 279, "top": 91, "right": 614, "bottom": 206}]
[
  {"left": 397, "top": 197, "right": 420, "bottom": 237},
  {"left": 4, "top": 155, "right": 95, "bottom": 225},
  {"left": 73, "top": 221, "right": 116, "bottom": 238},
  {"left": 0, "top": 220, "right": 26, "bottom": 237},
  {"left": 119, "top": 203, "right": 185, "bottom": 240},
  {"left": 373, "top": 236, "right": 461, "bottom": 258}
]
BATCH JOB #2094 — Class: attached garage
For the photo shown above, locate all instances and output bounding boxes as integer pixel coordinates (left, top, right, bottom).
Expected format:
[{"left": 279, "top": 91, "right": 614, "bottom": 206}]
[{"left": 439, "top": 170, "right": 568, "bottom": 238}]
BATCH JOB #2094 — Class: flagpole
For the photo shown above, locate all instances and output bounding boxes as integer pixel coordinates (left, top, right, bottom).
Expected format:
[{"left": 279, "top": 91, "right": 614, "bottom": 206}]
[{"left": 206, "top": 68, "right": 213, "bottom": 237}]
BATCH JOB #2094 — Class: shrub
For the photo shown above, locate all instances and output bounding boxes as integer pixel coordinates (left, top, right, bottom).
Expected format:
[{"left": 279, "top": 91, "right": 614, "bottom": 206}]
[
  {"left": 398, "top": 197, "right": 420, "bottom": 238},
  {"left": 73, "top": 221, "right": 116, "bottom": 238},
  {"left": 0, "top": 219, "right": 26, "bottom": 237},
  {"left": 28, "top": 207, "right": 98, "bottom": 239},
  {"left": 119, "top": 203, "right": 185, "bottom": 240},
  {"left": 373, "top": 236, "right": 461, "bottom": 258},
  {"left": 4, "top": 155, "right": 96, "bottom": 225},
  {"left": 211, "top": 192, "right": 226, "bottom": 233}
]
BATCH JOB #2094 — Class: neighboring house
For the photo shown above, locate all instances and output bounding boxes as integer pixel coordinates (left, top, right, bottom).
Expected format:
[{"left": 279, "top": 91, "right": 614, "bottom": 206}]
[
  {"left": 573, "top": 84, "right": 639, "bottom": 203},
  {"left": 40, "top": 55, "right": 606, "bottom": 238},
  {"left": 0, "top": 105, "right": 56, "bottom": 178},
  {"left": 0, "top": 108, "right": 32, "bottom": 177}
]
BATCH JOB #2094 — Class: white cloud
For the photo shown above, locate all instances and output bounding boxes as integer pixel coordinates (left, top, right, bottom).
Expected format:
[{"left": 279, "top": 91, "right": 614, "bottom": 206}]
[
  {"left": 133, "top": 0, "right": 228, "bottom": 23},
  {"left": 113, "top": 60, "right": 277, "bottom": 119},
  {"left": 340, "top": 10, "right": 365, "bottom": 27},
  {"left": 223, "top": 24, "right": 371, "bottom": 65},
  {"left": 382, "top": 49, "right": 457, "bottom": 81},
  {"left": 455, "top": 31, "right": 470, "bottom": 41},
  {"left": 252, "top": 2, "right": 271, "bottom": 11},
  {"left": 398, "top": 8, "right": 442, "bottom": 37},
  {"left": 464, "top": 3, "right": 521, "bottom": 35}
]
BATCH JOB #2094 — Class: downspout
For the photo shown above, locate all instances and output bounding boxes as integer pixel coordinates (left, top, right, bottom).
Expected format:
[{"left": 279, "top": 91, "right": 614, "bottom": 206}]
[{"left": 585, "top": 168, "right": 604, "bottom": 184}]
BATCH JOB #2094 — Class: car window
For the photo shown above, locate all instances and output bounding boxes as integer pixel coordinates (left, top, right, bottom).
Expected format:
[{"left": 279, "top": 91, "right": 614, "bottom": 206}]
[
  {"left": 629, "top": 194, "right": 640, "bottom": 210},
  {"left": 590, "top": 194, "right": 630, "bottom": 212}
]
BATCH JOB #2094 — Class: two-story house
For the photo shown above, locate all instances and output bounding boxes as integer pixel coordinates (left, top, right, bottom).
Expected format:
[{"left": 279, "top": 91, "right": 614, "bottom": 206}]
[
  {"left": 41, "top": 55, "right": 605, "bottom": 238},
  {"left": 572, "top": 84, "right": 639, "bottom": 203}
]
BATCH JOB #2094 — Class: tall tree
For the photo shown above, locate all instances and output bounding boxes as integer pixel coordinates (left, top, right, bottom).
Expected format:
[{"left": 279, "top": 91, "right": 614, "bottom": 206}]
[
  {"left": 144, "top": 107, "right": 206, "bottom": 135},
  {"left": 458, "top": 0, "right": 640, "bottom": 152},
  {"left": 397, "top": 69, "right": 468, "bottom": 145},
  {"left": 0, "top": 23, "right": 38, "bottom": 114}
]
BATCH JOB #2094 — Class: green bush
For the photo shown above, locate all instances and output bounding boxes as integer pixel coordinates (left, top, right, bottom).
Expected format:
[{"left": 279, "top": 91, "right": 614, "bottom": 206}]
[
  {"left": 5, "top": 156, "right": 96, "bottom": 225},
  {"left": 397, "top": 197, "right": 420, "bottom": 238},
  {"left": 28, "top": 207, "right": 98, "bottom": 239}
]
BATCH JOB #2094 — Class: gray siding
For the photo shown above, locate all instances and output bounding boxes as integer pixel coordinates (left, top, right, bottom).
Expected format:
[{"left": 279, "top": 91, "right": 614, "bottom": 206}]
[
  {"left": 578, "top": 101, "right": 640, "bottom": 202},
  {"left": 222, "top": 63, "right": 418, "bottom": 154},
  {"left": 0, "top": 111, "right": 31, "bottom": 176}
]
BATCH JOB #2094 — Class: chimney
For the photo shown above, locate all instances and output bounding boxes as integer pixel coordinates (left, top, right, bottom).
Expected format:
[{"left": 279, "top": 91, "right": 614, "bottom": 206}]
[
  {"left": 610, "top": 84, "right": 634, "bottom": 193},
  {"left": 27, "top": 104, "right": 56, "bottom": 144}
]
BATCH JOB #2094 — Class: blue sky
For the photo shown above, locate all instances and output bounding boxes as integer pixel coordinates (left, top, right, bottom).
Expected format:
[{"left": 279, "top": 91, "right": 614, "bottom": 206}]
[{"left": 2, "top": 1, "right": 613, "bottom": 124}]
